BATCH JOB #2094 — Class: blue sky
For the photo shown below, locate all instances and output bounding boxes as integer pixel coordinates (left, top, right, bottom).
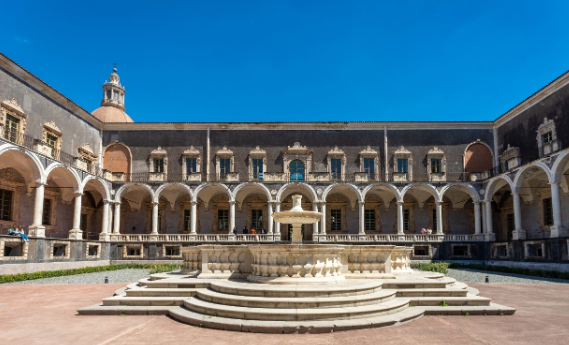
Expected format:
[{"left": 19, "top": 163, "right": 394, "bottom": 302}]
[{"left": 3, "top": 1, "right": 569, "bottom": 122}]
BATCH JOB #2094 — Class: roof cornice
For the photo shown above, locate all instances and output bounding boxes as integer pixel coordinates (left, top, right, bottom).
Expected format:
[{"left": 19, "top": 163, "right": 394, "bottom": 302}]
[{"left": 0, "top": 53, "right": 104, "bottom": 129}]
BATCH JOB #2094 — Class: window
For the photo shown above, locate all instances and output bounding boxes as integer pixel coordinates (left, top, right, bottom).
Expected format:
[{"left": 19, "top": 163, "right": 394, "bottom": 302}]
[
  {"left": 186, "top": 158, "right": 197, "bottom": 174},
  {"left": 432, "top": 209, "right": 437, "bottom": 231},
  {"left": 183, "top": 209, "right": 191, "bottom": 231},
  {"left": 217, "top": 209, "right": 229, "bottom": 231},
  {"left": 5, "top": 115, "right": 19, "bottom": 142},
  {"left": 154, "top": 158, "right": 165, "bottom": 173},
  {"left": 403, "top": 209, "right": 410, "bottom": 231},
  {"left": 331, "top": 209, "right": 342, "bottom": 231},
  {"left": 219, "top": 158, "right": 231, "bottom": 179},
  {"left": 289, "top": 160, "right": 305, "bottom": 182},
  {"left": 113, "top": 91, "right": 118, "bottom": 100},
  {"left": 0, "top": 189, "right": 12, "bottom": 221},
  {"left": 506, "top": 213, "right": 515, "bottom": 240},
  {"left": 364, "top": 158, "right": 375, "bottom": 179},
  {"left": 364, "top": 209, "right": 375, "bottom": 231},
  {"left": 42, "top": 199, "right": 51, "bottom": 225},
  {"left": 397, "top": 158, "right": 408, "bottom": 173},
  {"left": 331, "top": 158, "right": 342, "bottom": 180},
  {"left": 80, "top": 213, "right": 88, "bottom": 231},
  {"left": 543, "top": 197, "right": 553, "bottom": 226},
  {"left": 431, "top": 158, "right": 442, "bottom": 173},
  {"left": 46, "top": 133, "right": 58, "bottom": 148},
  {"left": 251, "top": 209, "right": 262, "bottom": 229},
  {"left": 542, "top": 132, "right": 552, "bottom": 145},
  {"left": 106, "top": 90, "right": 111, "bottom": 100},
  {"left": 252, "top": 158, "right": 263, "bottom": 179}
]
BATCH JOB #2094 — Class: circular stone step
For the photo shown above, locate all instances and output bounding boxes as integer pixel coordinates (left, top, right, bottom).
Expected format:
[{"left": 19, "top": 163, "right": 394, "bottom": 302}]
[{"left": 209, "top": 279, "right": 383, "bottom": 298}]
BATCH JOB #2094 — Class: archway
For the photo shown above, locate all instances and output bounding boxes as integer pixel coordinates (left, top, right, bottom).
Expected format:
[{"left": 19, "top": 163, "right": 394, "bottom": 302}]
[
  {"left": 464, "top": 142, "right": 493, "bottom": 175},
  {"left": 104, "top": 143, "right": 132, "bottom": 180}
]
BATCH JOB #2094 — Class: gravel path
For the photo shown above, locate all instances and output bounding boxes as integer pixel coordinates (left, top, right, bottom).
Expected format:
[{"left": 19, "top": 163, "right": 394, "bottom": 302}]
[
  {"left": 3, "top": 268, "right": 569, "bottom": 285},
  {"left": 4, "top": 269, "right": 151, "bottom": 285},
  {"left": 446, "top": 268, "right": 569, "bottom": 284}
]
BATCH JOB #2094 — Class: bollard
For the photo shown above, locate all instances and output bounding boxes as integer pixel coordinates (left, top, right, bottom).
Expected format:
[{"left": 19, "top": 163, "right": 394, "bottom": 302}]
[
  {"left": 485, "top": 275, "right": 489, "bottom": 283},
  {"left": 104, "top": 276, "right": 109, "bottom": 284}
]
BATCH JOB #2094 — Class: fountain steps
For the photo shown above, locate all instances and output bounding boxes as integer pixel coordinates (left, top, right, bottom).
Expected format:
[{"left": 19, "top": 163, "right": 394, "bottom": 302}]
[
  {"left": 102, "top": 296, "right": 187, "bottom": 306},
  {"left": 168, "top": 305, "right": 425, "bottom": 333},
  {"left": 396, "top": 288, "right": 469, "bottom": 297},
  {"left": 126, "top": 288, "right": 200, "bottom": 297},
  {"left": 407, "top": 295, "right": 492, "bottom": 306}
]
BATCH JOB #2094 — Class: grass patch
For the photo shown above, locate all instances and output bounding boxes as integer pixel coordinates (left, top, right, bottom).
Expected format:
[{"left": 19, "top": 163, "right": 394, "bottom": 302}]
[
  {"left": 448, "top": 263, "right": 569, "bottom": 281},
  {"left": 411, "top": 262, "right": 450, "bottom": 274},
  {"left": 0, "top": 263, "right": 183, "bottom": 284}
]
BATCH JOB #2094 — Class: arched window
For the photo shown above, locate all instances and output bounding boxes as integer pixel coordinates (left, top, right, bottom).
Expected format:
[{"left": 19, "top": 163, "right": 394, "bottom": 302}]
[
  {"left": 464, "top": 143, "right": 493, "bottom": 173},
  {"left": 289, "top": 160, "right": 305, "bottom": 182}
]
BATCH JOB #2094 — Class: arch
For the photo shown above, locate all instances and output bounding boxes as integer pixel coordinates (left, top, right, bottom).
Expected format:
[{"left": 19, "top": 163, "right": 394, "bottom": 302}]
[
  {"left": 154, "top": 182, "right": 193, "bottom": 203},
  {"left": 484, "top": 175, "right": 514, "bottom": 201},
  {"left": 44, "top": 162, "right": 82, "bottom": 192},
  {"left": 321, "top": 183, "right": 363, "bottom": 203},
  {"left": 276, "top": 182, "right": 318, "bottom": 203},
  {"left": 401, "top": 183, "right": 441, "bottom": 203},
  {"left": 550, "top": 150, "right": 569, "bottom": 183},
  {"left": 362, "top": 183, "right": 402, "bottom": 203},
  {"left": 81, "top": 175, "right": 111, "bottom": 201},
  {"left": 232, "top": 182, "right": 272, "bottom": 202},
  {"left": 115, "top": 182, "right": 154, "bottom": 202},
  {"left": 0, "top": 144, "right": 44, "bottom": 184},
  {"left": 513, "top": 162, "right": 552, "bottom": 190},
  {"left": 289, "top": 159, "right": 305, "bottom": 182},
  {"left": 193, "top": 183, "right": 232, "bottom": 203},
  {"left": 464, "top": 142, "right": 493, "bottom": 173},
  {"left": 103, "top": 142, "right": 132, "bottom": 175},
  {"left": 439, "top": 183, "right": 480, "bottom": 203}
]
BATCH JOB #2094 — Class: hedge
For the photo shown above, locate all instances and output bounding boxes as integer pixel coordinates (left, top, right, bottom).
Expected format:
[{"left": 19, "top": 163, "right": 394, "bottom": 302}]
[{"left": 411, "top": 262, "right": 449, "bottom": 274}]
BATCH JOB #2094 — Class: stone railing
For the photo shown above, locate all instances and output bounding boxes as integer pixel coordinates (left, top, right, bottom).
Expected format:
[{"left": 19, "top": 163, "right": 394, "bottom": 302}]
[
  {"left": 343, "top": 245, "right": 395, "bottom": 278},
  {"left": 317, "top": 234, "right": 480, "bottom": 242},
  {"left": 194, "top": 245, "right": 252, "bottom": 279},
  {"left": 391, "top": 246, "right": 413, "bottom": 273}
]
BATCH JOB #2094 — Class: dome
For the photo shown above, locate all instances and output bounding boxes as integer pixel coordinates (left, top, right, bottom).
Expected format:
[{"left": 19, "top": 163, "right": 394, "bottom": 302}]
[{"left": 92, "top": 106, "right": 134, "bottom": 123}]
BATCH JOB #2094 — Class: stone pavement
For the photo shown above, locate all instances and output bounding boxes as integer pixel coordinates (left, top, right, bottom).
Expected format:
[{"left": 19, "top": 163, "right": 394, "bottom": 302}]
[{"left": 1, "top": 283, "right": 568, "bottom": 345}]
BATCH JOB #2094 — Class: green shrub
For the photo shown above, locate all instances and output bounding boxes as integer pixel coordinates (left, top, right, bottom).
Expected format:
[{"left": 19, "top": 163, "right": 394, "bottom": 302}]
[
  {"left": 411, "top": 262, "right": 450, "bottom": 274},
  {"left": 0, "top": 263, "right": 183, "bottom": 284}
]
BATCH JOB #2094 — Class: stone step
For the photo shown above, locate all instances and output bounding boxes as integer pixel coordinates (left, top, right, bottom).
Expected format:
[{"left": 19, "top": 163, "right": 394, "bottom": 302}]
[
  {"left": 77, "top": 304, "right": 175, "bottom": 315},
  {"left": 138, "top": 280, "right": 211, "bottom": 289},
  {"left": 102, "top": 296, "right": 188, "bottom": 306},
  {"left": 168, "top": 304, "right": 424, "bottom": 333},
  {"left": 421, "top": 302, "right": 516, "bottom": 315},
  {"left": 196, "top": 288, "right": 396, "bottom": 309},
  {"left": 408, "top": 296, "right": 492, "bottom": 306},
  {"left": 184, "top": 296, "right": 410, "bottom": 321},
  {"left": 125, "top": 288, "right": 200, "bottom": 297},
  {"left": 382, "top": 281, "right": 449, "bottom": 289},
  {"left": 396, "top": 288, "right": 468, "bottom": 297},
  {"left": 209, "top": 280, "right": 384, "bottom": 298}
]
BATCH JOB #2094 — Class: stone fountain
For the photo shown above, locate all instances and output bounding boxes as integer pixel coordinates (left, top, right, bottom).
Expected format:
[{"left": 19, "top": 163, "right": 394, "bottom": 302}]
[{"left": 272, "top": 194, "right": 321, "bottom": 244}]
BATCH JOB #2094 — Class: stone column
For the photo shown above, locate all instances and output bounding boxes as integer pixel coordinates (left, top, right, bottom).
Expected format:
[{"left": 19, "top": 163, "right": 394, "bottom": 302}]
[
  {"left": 485, "top": 201, "right": 494, "bottom": 240},
  {"left": 358, "top": 201, "right": 366, "bottom": 236},
  {"left": 550, "top": 182, "right": 567, "bottom": 237},
  {"left": 113, "top": 202, "right": 121, "bottom": 235},
  {"left": 275, "top": 203, "right": 281, "bottom": 235},
  {"left": 190, "top": 201, "right": 197, "bottom": 235},
  {"left": 396, "top": 201, "right": 404, "bottom": 235},
  {"left": 320, "top": 203, "right": 327, "bottom": 235},
  {"left": 69, "top": 193, "right": 83, "bottom": 240},
  {"left": 99, "top": 200, "right": 110, "bottom": 241},
  {"left": 436, "top": 201, "right": 443, "bottom": 235},
  {"left": 512, "top": 192, "right": 526, "bottom": 240},
  {"left": 29, "top": 182, "right": 46, "bottom": 238},
  {"left": 473, "top": 202, "right": 481, "bottom": 235},
  {"left": 268, "top": 202, "right": 274, "bottom": 234},
  {"left": 312, "top": 203, "right": 318, "bottom": 235},
  {"left": 108, "top": 203, "right": 114, "bottom": 236},
  {"left": 151, "top": 202, "right": 159, "bottom": 234},
  {"left": 229, "top": 201, "right": 236, "bottom": 235}
]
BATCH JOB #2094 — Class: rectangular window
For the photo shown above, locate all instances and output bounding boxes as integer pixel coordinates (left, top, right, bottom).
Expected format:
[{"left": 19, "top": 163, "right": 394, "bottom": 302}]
[
  {"left": 186, "top": 158, "right": 197, "bottom": 174},
  {"left": 331, "top": 209, "right": 342, "bottom": 231},
  {"left": 364, "top": 209, "right": 375, "bottom": 231},
  {"left": 46, "top": 133, "right": 58, "bottom": 148},
  {"left": 154, "top": 158, "right": 165, "bottom": 173},
  {"left": 251, "top": 209, "right": 262, "bottom": 230},
  {"left": 183, "top": 209, "right": 191, "bottom": 231},
  {"left": 80, "top": 213, "right": 88, "bottom": 231},
  {"left": 432, "top": 209, "right": 437, "bottom": 231},
  {"left": 113, "top": 91, "right": 118, "bottom": 100},
  {"left": 42, "top": 198, "right": 51, "bottom": 225},
  {"left": 0, "top": 189, "right": 13, "bottom": 221},
  {"left": 106, "top": 90, "right": 112, "bottom": 100},
  {"left": 397, "top": 158, "right": 408, "bottom": 173},
  {"left": 542, "top": 132, "right": 553, "bottom": 145},
  {"left": 403, "top": 209, "right": 410, "bottom": 231},
  {"left": 5, "top": 115, "right": 19, "bottom": 142},
  {"left": 506, "top": 213, "right": 515, "bottom": 240},
  {"left": 252, "top": 158, "right": 263, "bottom": 179},
  {"left": 218, "top": 209, "right": 229, "bottom": 231},
  {"left": 219, "top": 158, "right": 231, "bottom": 179},
  {"left": 431, "top": 158, "right": 442, "bottom": 173},
  {"left": 331, "top": 158, "right": 342, "bottom": 180},
  {"left": 363, "top": 158, "right": 375, "bottom": 179},
  {"left": 543, "top": 197, "right": 553, "bottom": 226}
]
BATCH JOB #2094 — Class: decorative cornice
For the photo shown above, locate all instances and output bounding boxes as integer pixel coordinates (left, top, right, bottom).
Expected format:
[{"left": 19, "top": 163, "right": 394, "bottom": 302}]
[
  {"left": 427, "top": 147, "right": 445, "bottom": 155},
  {"left": 182, "top": 146, "right": 200, "bottom": 156},
  {"left": 1, "top": 98, "right": 26, "bottom": 117},
  {"left": 249, "top": 146, "right": 266, "bottom": 157},
  {"left": 284, "top": 142, "right": 312, "bottom": 154},
  {"left": 43, "top": 120, "right": 62, "bottom": 136},
  {"left": 150, "top": 146, "right": 168, "bottom": 156},
  {"left": 359, "top": 146, "right": 378, "bottom": 157},
  {"left": 394, "top": 146, "right": 412, "bottom": 155},
  {"left": 327, "top": 146, "right": 345, "bottom": 157},
  {"left": 216, "top": 146, "right": 233, "bottom": 157}
]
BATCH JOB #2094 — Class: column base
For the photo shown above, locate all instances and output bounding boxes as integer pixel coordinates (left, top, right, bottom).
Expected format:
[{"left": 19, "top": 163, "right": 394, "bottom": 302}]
[
  {"left": 28, "top": 225, "right": 45, "bottom": 238},
  {"left": 474, "top": 234, "right": 485, "bottom": 241},
  {"left": 68, "top": 228, "right": 83, "bottom": 240},
  {"left": 358, "top": 234, "right": 366, "bottom": 241},
  {"left": 549, "top": 226, "right": 567, "bottom": 238},
  {"left": 99, "top": 233, "right": 110, "bottom": 241},
  {"left": 227, "top": 235, "right": 236, "bottom": 242},
  {"left": 484, "top": 233, "right": 496, "bottom": 241},
  {"left": 148, "top": 234, "right": 159, "bottom": 241},
  {"left": 512, "top": 229, "right": 526, "bottom": 240}
]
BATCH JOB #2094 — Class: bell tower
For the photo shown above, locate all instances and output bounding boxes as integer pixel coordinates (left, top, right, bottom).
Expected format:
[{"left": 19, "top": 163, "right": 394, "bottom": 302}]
[{"left": 100, "top": 66, "right": 126, "bottom": 111}]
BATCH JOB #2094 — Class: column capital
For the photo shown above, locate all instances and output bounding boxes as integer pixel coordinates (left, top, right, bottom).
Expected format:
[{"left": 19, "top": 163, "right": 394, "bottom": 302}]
[
  {"left": 549, "top": 181, "right": 560, "bottom": 186},
  {"left": 229, "top": 200, "right": 236, "bottom": 206},
  {"left": 358, "top": 200, "right": 366, "bottom": 205},
  {"left": 74, "top": 192, "right": 83, "bottom": 197},
  {"left": 396, "top": 201, "right": 404, "bottom": 205},
  {"left": 190, "top": 200, "right": 198, "bottom": 205},
  {"left": 152, "top": 201, "right": 160, "bottom": 206},
  {"left": 34, "top": 181, "right": 47, "bottom": 187}
]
